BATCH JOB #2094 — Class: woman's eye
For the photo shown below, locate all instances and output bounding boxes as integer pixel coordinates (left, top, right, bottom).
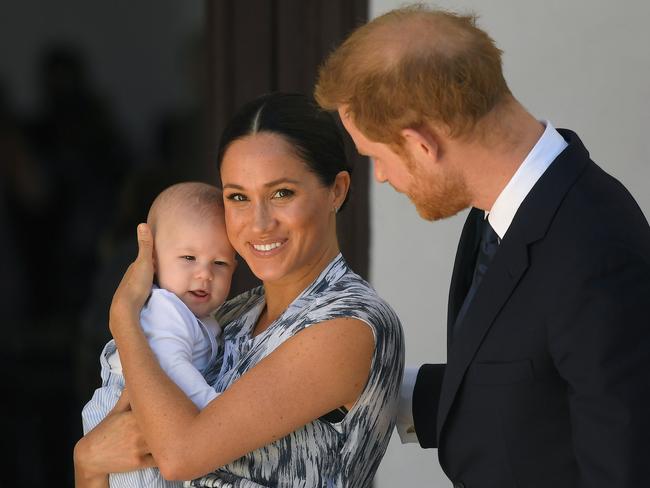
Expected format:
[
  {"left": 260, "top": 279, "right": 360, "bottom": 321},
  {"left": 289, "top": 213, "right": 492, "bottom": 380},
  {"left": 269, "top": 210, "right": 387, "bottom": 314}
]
[
  {"left": 226, "top": 193, "right": 247, "bottom": 202},
  {"left": 273, "top": 188, "right": 294, "bottom": 199},
  {"left": 181, "top": 255, "right": 195, "bottom": 261}
]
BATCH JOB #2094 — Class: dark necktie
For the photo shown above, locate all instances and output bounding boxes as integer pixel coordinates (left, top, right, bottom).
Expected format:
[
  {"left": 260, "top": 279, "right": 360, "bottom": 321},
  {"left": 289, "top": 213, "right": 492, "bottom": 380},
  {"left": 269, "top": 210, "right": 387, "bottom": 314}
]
[{"left": 452, "top": 218, "right": 500, "bottom": 340}]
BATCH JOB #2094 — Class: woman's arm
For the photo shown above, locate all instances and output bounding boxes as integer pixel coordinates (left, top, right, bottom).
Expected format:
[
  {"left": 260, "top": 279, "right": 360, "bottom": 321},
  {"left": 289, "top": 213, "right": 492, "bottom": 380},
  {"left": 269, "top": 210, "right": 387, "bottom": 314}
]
[
  {"left": 74, "top": 390, "right": 156, "bottom": 487},
  {"left": 111, "top": 225, "right": 375, "bottom": 481}
]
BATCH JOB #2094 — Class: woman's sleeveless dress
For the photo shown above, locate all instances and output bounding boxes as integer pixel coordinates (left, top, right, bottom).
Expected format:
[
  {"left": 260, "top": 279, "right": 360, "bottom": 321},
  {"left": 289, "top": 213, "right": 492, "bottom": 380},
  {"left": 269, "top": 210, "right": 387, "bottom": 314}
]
[{"left": 185, "top": 254, "right": 404, "bottom": 488}]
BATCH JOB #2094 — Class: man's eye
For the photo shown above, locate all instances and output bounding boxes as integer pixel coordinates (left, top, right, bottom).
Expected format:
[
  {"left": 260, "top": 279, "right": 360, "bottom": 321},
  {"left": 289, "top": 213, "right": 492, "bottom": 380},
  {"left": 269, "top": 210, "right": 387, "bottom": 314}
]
[
  {"left": 226, "top": 193, "right": 246, "bottom": 202},
  {"left": 273, "top": 188, "right": 294, "bottom": 198},
  {"left": 181, "top": 255, "right": 195, "bottom": 261}
]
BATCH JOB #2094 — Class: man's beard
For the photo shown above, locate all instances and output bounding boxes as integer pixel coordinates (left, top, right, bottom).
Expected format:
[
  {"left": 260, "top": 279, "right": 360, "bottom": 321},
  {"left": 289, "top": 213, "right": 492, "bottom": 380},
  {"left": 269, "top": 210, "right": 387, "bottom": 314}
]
[{"left": 406, "top": 160, "right": 471, "bottom": 221}]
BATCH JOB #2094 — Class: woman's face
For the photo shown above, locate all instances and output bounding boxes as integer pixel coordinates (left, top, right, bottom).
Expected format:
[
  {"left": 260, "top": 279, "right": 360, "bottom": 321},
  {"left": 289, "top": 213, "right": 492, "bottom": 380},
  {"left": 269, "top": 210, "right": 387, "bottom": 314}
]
[{"left": 220, "top": 132, "right": 344, "bottom": 286}]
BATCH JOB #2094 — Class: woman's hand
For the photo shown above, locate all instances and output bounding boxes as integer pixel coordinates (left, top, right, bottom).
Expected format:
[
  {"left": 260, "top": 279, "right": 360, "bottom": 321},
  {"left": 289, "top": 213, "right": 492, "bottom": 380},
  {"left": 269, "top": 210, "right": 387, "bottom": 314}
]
[
  {"left": 110, "top": 224, "right": 155, "bottom": 333},
  {"left": 74, "top": 390, "right": 156, "bottom": 487}
]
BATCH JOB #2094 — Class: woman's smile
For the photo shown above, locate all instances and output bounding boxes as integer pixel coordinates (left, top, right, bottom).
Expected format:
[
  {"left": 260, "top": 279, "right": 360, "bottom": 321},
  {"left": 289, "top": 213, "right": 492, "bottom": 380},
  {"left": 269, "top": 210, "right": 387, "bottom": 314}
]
[
  {"left": 220, "top": 132, "right": 339, "bottom": 288},
  {"left": 250, "top": 239, "right": 288, "bottom": 255}
]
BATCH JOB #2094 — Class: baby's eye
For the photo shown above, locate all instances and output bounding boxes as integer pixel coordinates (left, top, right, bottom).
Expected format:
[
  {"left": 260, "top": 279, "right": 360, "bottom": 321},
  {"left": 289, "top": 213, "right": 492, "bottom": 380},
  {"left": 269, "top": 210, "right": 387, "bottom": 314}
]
[
  {"left": 213, "top": 260, "right": 228, "bottom": 266},
  {"left": 181, "top": 255, "right": 195, "bottom": 261},
  {"left": 273, "top": 188, "right": 294, "bottom": 199},
  {"left": 226, "top": 193, "right": 247, "bottom": 202}
]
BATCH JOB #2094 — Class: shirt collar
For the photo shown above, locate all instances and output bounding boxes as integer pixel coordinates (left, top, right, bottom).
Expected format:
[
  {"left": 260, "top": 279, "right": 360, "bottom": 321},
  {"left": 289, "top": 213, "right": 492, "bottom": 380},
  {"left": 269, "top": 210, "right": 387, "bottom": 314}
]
[{"left": 487, "top": 121, "right": 568, "bottom": 239}]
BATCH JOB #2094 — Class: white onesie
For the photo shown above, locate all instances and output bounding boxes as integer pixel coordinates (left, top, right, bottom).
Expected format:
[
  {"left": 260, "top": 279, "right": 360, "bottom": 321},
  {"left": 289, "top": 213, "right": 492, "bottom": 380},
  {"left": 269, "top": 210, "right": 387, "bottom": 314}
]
[{"left": 81, "top": 286, "right": 221, "bottom": 487}]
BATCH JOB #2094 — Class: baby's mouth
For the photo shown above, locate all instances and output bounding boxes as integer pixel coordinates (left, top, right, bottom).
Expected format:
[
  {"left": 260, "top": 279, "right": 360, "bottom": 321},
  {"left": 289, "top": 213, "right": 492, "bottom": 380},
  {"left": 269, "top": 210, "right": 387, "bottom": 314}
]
[{"left": 190, "top": 290, "right": 208, "bottom": 298}]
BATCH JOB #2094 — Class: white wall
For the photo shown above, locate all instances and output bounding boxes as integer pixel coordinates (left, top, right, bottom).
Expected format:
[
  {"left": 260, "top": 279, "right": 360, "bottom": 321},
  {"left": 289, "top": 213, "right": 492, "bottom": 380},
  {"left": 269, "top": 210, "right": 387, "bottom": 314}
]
[{"left": 369, "top": 1, "right": 650, "bottom": 486}]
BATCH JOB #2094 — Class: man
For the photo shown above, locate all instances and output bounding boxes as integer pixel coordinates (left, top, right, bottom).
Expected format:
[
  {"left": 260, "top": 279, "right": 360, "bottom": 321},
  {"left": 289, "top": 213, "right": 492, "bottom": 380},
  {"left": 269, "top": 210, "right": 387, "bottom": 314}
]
[{"left": 315, "top": 6, "right": 650, "bottom": 488}]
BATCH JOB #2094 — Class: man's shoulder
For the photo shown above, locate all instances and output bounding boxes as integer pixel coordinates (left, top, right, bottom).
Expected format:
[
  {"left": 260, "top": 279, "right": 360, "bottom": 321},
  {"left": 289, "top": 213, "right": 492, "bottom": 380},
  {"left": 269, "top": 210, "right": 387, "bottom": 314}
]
[
  {"left": 527, "top": 157, "right": 650, "bottom": 275},
  {"left": 560, "top": 160, "right": 648, "bottom": 242}
]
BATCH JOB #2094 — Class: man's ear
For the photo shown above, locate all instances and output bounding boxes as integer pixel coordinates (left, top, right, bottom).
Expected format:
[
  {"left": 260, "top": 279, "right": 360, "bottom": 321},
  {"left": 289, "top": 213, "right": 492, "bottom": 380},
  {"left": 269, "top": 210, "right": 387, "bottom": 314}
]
[{"left": 400, "top": 126, "right": 439, "bottom": 164}]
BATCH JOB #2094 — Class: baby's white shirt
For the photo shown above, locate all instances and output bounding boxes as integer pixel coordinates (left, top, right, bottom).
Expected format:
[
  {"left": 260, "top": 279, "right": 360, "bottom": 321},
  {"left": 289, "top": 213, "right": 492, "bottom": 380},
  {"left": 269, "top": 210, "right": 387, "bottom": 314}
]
[{"left": 107, "top": 287, "right": 220, "bottom": 409}]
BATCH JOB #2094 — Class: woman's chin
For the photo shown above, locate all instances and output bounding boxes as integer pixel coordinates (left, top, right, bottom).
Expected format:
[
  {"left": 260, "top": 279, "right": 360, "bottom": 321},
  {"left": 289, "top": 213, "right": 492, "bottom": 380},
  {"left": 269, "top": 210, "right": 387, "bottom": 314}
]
[{"left": 248, "top": 264, "right": 286, "bottom": 284}]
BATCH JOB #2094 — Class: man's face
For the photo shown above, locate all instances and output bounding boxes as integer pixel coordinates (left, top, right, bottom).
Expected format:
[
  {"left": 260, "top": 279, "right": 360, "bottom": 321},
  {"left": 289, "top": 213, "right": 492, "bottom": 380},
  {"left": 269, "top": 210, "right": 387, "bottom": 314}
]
[
  {"left": 338, "top": 107, "right": 470, "bottom": 221},
  {"left": 338, "top": 107, "right": 414, "bottom": 193}
]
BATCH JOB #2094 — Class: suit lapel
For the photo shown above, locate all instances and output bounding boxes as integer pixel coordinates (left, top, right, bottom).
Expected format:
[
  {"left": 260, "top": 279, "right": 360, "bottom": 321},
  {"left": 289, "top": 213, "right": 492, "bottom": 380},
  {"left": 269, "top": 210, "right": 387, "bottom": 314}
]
[
  {"left": 436, "top": 129, "right": 592, "bottom": 443},
  {"left": 447, "top": 208, "right": 484, "bottom": 347}
]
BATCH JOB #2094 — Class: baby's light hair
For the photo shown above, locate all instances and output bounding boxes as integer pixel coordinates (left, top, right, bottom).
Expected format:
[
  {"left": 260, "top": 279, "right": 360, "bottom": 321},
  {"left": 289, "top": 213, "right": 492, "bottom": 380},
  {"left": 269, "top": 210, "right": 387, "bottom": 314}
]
[{"left": 147, "top": 182, "right": 224, "bottom": 234}]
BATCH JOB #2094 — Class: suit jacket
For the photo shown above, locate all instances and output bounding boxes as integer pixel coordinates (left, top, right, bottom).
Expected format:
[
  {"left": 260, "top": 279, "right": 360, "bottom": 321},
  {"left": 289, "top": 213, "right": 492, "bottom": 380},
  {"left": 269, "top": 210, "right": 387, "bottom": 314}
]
[{"left": 412, "top": 130, "right": 650, "bottom": 488}]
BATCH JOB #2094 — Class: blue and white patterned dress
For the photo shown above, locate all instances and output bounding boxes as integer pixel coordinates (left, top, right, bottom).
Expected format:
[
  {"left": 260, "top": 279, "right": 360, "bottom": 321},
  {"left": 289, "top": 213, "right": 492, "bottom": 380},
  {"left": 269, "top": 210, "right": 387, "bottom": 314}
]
[{"left": 186, "top": 254, "right": 404, "bottom": 488}]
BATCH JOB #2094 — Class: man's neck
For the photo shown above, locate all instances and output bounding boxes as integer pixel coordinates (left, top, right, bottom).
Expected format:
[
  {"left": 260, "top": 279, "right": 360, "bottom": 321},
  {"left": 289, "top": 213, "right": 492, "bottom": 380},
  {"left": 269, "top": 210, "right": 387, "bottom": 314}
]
[{"left": 461, "top": 102, "right": 545, "bottom": 212}]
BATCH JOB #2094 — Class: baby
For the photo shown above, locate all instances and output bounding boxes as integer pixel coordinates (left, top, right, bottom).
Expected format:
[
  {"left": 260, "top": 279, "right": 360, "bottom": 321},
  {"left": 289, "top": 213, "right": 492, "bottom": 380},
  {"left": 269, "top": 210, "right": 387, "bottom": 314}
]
[{"left": 81, "top": 182, "right": 236, "bottom": 487}]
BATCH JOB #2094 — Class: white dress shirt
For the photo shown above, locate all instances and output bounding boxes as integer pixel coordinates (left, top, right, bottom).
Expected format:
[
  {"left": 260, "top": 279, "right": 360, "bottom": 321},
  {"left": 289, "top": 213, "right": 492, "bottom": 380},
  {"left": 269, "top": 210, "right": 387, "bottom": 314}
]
[{"left": 397, "top": 121, "right": 568, "bottom": 443}]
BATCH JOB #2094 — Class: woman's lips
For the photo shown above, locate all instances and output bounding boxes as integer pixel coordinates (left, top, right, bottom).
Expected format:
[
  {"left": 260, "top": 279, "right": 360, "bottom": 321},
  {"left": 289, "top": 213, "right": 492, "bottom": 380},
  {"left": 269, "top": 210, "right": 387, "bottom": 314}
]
[{"left": 249, "top": 239, "right": 287, "bottom": 257}]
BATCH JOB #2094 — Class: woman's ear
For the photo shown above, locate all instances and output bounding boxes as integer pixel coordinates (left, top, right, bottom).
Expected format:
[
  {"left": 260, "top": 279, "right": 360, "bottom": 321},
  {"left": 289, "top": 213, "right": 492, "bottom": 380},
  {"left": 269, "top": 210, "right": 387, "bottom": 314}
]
[{"left": 332, "top": 170, "right": 351, "bottom": 211}]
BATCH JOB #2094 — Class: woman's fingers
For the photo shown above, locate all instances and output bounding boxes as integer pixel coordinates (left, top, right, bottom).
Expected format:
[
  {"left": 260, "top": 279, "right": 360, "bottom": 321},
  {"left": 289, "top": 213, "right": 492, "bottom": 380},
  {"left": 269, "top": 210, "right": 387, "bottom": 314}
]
[
  {"left": 139, "top": 454, "right": 157, "bottom": 469},
  {"left": 136, "top": 223, "right": 154, "bottom": 268},
  {"left": 75, "top": 410, "right": 155, "bottom": 475},
  {"left": 110, "top": 224, "right": 155, "bottom": 324},
  {"left": 130, "top": 223, "right": 154, "bottom": 291},
  {"left": 112, "top": 388, "right": 131, "bottom": 413}
]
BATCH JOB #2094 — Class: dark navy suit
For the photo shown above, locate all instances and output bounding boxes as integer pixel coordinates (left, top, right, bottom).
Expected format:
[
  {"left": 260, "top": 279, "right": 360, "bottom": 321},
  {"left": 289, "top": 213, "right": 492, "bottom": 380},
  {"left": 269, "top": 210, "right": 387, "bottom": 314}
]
[{"left": 413, "top": 130, "right": 650, "bottom": 488}]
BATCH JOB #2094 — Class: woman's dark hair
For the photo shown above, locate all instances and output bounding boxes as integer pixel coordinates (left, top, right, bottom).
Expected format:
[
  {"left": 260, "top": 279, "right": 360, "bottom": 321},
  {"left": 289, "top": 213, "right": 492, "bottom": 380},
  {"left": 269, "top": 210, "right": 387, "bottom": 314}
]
[{"left": 217, "top": 92, "right": 352, "bottom": 210}]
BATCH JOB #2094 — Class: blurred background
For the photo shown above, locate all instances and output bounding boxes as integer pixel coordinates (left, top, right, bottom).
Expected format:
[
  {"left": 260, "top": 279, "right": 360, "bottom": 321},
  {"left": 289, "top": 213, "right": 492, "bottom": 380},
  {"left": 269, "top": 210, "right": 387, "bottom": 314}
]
[
  {"left": 1, "top": 1, "right": 368, "bottom": 484},
  {"left": 2, "top": 0, "right": 649, "bottom": 486}
]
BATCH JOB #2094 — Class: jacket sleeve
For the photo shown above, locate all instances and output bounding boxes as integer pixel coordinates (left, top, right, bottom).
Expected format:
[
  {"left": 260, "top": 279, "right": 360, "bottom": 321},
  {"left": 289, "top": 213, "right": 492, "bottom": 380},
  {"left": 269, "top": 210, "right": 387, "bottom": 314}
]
[
  {"left": 412, "top": 363, "right": 446, "bottom": 448},
  {"left": 549, "top": 250, "right": 650, "bottom": 487}
]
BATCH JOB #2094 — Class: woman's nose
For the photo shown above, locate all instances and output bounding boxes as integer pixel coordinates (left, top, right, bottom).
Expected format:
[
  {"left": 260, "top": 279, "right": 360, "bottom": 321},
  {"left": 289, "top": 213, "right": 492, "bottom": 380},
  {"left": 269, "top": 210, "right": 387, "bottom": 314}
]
[{"left": 251, "top": 201, "right": 275, "bottom": 233}]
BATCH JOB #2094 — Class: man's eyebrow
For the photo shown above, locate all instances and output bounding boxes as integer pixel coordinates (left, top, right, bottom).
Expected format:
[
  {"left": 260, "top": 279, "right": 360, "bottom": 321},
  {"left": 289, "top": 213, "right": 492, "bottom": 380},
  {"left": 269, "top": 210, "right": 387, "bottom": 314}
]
[{"left": 222, "top": 178, "right": 301, "bottom": 190}]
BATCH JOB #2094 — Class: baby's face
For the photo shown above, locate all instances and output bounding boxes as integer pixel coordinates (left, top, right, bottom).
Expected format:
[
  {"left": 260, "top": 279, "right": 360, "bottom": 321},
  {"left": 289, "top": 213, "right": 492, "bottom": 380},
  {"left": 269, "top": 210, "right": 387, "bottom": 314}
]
[{"left": 154, "top": 212, "right": 236, "bottom": 317}]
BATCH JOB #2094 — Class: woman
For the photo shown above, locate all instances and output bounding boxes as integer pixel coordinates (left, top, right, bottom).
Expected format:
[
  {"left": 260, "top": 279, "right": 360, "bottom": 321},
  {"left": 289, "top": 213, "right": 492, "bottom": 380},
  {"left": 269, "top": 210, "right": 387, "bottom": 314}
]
[{"left": 74, "top": 93, "right": 404, "bottom": 487}]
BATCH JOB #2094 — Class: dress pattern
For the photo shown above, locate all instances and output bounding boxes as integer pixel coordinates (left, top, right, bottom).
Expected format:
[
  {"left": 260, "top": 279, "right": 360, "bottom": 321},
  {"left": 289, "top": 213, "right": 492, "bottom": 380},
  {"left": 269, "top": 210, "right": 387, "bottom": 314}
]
[{"left": 185, "top": 254, "right": 404, "bottom": 488}]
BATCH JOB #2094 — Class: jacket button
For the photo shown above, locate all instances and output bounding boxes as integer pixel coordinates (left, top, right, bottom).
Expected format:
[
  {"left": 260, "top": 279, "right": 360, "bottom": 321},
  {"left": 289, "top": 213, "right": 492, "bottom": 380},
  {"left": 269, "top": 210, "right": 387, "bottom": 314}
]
[{"left": 453, "top": 483, "right": 465, "bottom": 488}]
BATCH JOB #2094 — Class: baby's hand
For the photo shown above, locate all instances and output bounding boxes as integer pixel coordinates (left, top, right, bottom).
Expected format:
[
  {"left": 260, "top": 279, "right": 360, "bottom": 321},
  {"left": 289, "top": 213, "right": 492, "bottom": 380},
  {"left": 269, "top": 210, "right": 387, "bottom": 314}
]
[{"left": 110, "top": 224, "right": 155, "bottom": 328}]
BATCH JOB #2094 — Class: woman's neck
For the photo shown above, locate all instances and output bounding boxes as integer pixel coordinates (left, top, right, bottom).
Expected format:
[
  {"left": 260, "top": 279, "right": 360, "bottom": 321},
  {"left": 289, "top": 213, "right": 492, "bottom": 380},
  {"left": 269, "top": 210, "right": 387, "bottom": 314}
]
[{"left": 254, "top": 245, "right": 340, "bottom": 335}]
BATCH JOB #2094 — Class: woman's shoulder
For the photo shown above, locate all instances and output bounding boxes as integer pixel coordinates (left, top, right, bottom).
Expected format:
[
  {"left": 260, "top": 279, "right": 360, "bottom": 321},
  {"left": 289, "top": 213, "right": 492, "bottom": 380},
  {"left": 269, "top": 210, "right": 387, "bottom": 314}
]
[
  {"left": 309, "top": 266, "right": 403, "bottom": 335},
  {"left": 213, "top": 286, "right": 264, "bottom": 325}
]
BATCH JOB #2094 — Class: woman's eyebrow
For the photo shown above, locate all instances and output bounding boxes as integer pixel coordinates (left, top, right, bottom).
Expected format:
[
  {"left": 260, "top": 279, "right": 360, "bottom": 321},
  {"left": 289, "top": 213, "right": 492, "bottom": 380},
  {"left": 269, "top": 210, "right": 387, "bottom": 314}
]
[
  {"left": 222, "top": 183, "right": 244, "bottom": 190},
  {"left": 264, "top": 178, "right": 300, "bottom": 187},
  {"left": 223, "top": 178, "right": 300, "bottom": 190}
]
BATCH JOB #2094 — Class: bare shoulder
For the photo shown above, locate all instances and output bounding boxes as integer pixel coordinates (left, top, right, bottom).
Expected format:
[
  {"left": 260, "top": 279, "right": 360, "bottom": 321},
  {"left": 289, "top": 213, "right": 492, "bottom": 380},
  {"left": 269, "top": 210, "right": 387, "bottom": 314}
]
[{"left": 238, "top": 317, "right": 375, "bottom": 405}]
